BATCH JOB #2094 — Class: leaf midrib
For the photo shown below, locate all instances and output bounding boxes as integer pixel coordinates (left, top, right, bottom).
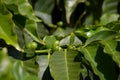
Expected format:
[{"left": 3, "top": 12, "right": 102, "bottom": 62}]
[{"left": 64, "top": 49, "right": 69, "bottom": 80}]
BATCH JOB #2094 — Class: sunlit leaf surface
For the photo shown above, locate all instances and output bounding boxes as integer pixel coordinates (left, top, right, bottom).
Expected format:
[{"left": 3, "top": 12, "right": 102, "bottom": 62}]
[{"left": 50, "top": 50, "right": 80, "bottom": 80}]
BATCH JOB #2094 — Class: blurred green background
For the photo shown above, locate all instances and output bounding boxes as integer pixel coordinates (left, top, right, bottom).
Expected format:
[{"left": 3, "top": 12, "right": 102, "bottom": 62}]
[{"left": 0, "top": 48, "right": 38, "bottom": 80}]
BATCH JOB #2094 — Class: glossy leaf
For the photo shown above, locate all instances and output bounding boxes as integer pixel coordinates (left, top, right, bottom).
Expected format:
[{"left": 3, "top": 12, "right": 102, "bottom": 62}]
[
  {"left": 25, "top": 19, "right": 38, "bottom": 37},
  {"left": 85, "top": 30, "right": 116, "bottom": 46},
  {"left": 24, "top": 28, "right": 45, "bottom": 45},
  {"left": 100, "top": 13, "right": 119, "bottom": 25},
  {"left": 53, "top": 27, "right": 74, "bottom": 38},
  {"left": 101, "top": 0, "right": 119, "bottom": 24},
  {"left": 37, "top": 55, "right": 49, "bottom": 80},
  {"left": 101, "top": 40, "right": 120, "bottom": 67},
  {"left": 0, "top": 49, "right": 10, "bottom": 74},
  {"left": 60, "top": 35, "right": 82, "bottom": 47},
  {"left": 0, "top": 1, "right": 17, "bottom": 47},
  {"left": 35, "top": 11, "right": 53, "bottom": 26},
  {"left": 49, "top": 50, "right": 80, "bottom": 80},
  {"left": 35, "top": 0, "right": 54, "bottom": 14},
  {"left": 60, "top": 36, "right": 70, "bottom": 47},
  {"left": 102, "top": 0, "right": 119, "bottom": 14},
  {"left": 104, "top": 21, "right": 120, "bottom": 31},
  {"left": 4, "top": 0, "right": 40, "bottom": 22},
  {"left": 13, "top": 61, "right": 25, "bottom": 80},
  {"left": 65, "top": 0, "right": 85, "bottom": 23},
  {"left": 23, "top": 59, "right": 39, "bottom": 75},
  {"left": 95, "top": 47, "right": 118, "bottom": 80},
  {"left": 23, "top": 31, "right": 35, "bottom": 57},
  {"left": 14, "top": 26, "right": 25, "bottom": 48},
  {"left": 53, "top": 27, "right": 65, "bottom": 37},
  {"left": 43, "top": 36, "right": 56, "bottom": 49},
  {"left": 13, "top": 61, "right": 38, "bottom": 80},
  {"left": 36, "top": 23, "right": 49, "bottom": 38},
  {"left": 0, "top": 0, "right": 120, "bottom": 80},
  {"left": 81, "top": 45, "right": 105, "bottom": 80},
  {"left": 35, "top": 0, "right": 54, "bottom": 25}
]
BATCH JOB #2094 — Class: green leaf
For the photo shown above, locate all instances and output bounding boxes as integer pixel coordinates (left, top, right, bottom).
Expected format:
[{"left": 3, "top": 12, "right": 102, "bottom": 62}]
[
  {"left": 85, "top": 30, "right": 116, "bottom": 46},
  {"left": 81, "top": 45, "right": 105, "bottom": 80},
  {"left": 53, "top": 27, "right": 74, "bottom": 38},
  {"left": 35, "top": 0, "right": 54, "bottom": 14},
  {"left": 23, "top": 31, "right": 35, "bottom": 57},
  {"left": 104, "top": 21, "right": 120, "bottom": 31},
  {"left": 102, "top": 0, "right": 119, "bottom": 14},
  {"left": 70, "top": 33, "right": 75, "bottom": 45},
  {"left": 83, "top": 14, "right": 94, "bottom": 25},
  {"left": 23, "top": 59, "right": 39, "bottom": 75},
  {"left": 37, "top": 55, "right": 49, "bottom": 80},
  {"left": 43, "top": 36, "right": 56, "bottom": 49},
  {"left": 0, "top": 1, "right": 17, "bottom": 47},
  {"left": 101, "top": 0, "right": 120, "bottom": 25},
  {"left": 80, "top": 66, "right": 88, "bottom": 80},
  {"left": 36, "top": 23, "right": 49, "bottom": 38},
  {"left": 53, "top": 27, "right": 65, "bottom": 37},
  {"left": 60, "top": 35, "right": 82, "bottom": 47},
  {"left": 60, "top": 36, "right": 70, "bottom": 47},
  {"left": 64, "top": 0, "right": 85, "bottom": 23},
  {"left": 95, "top": 47, "right": 118, "bottom": 80},
  {"left": 13, "top": 61, "right": 25, "bottom": 80},
  {"left": 24, "top": 28, "right": 45, "bottom": 45},
  {"left": 0, "top": 49, "right": 10, "bottom": 74},
  {"left": 35, "top": 0, "right": 54, "bottom": 26},
  {"left": 100, "top": 13, "right": 119, "bottom": 25},
  {"left": 4, "top": 0, "right": 40, "bottom": 22},
  {"left": 14, "top": 26, "right": 25, "bottom": 48},
  {"left": 25, "top": 19, "right": 38, "bottom": 37},
  {"left": 35, "top": 11, "right": 53, "bottom": 26},
  {"left": 13, "top": 61, "right": 38, "bottom": 80},
  {"left": 101, "top": 40, "right": 120, "bottom": 67},
  {"left": 49, "top": 50, "right": 80, "bottom": 80}
]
